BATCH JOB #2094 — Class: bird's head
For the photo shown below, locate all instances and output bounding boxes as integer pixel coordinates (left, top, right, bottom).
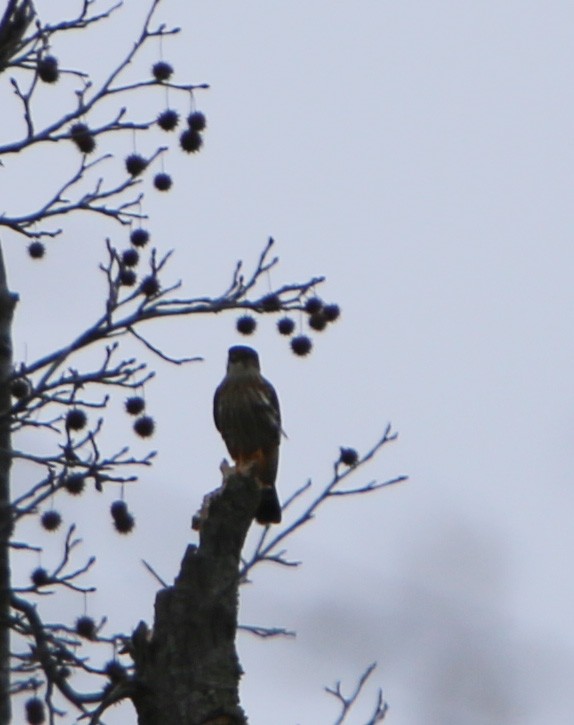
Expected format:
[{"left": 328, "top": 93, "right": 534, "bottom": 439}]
[{"left": 226, "top": 345, "right": 261, "bottom": 374}]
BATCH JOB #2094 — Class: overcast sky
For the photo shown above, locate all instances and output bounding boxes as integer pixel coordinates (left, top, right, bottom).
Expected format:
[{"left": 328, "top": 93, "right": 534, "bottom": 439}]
[{"left": 4, "top": 1, "right": 574, "bottom": 723}]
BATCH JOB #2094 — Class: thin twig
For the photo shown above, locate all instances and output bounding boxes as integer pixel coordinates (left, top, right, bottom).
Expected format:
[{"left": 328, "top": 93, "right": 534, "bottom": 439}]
[
  {"left": 141, "top": 559, "right": 168, "bottom": 588},
  {"left": 326, "top": 662, "right": 388, "bottom": 724}
]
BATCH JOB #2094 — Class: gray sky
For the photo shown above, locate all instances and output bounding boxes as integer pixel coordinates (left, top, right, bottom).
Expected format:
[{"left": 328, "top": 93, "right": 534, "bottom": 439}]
[{"left": 4, "top": 1, "right": 574, "bottom": 723}]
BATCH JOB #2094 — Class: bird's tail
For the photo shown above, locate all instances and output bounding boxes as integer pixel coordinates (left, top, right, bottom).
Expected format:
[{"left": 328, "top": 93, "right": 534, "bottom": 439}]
[{"left": 256, "top": 486, "right": 281, "bottom": 525}]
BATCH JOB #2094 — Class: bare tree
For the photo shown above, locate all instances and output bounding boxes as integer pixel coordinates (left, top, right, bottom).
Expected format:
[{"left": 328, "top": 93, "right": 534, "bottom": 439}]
[{"left": 0, "top": 2, "right": 405, "bottom": 723}]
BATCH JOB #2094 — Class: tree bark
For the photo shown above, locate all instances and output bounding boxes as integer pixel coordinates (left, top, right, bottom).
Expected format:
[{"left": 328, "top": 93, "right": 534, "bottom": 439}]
[
  {"left": 0, "top": 244, "right": 17, "bottom": 725},
  {"left": 132, "top": 472, "right": 260, "bottom": 725}
]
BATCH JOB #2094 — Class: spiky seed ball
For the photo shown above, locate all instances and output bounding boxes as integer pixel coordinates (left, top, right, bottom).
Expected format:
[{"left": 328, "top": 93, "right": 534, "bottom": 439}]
[
  {"left": 37, "top": 55, "right": 58, "bottom": 83},
  {"left": 323, "top": 303, "right": 341, "bottom": 322},
  {"left": 125, "top": 396, "right": 145, "bottom": 416},
  {"left": 140, "top": 275, "right": 160, "bottom": 297},
  {"left": 105, "top": 659, "right": 127, "bottom": 682},
  {"left": 187, "top": 111, "right": 206, "bottom": 131},
  {"left": 114, "top": 510, "right": 135, "bottom": 534},
  {"left": 110, "top": 500, "right": 128, "bottom": 519},
  {"left": 41, "top": 510, "right": 62, "bottom": 532},
  {"left": 76, "top": 615, "right": 97, "bottom": 640},
  {"left": 25, "top": 697, "right": 46, "bottom": 724},
  {"left": 125, "top": 153, "right": 147, "bottom": 177},
  {"left": 154, "top": 172, "right": 172, "bottom": 191},
  {"left": 110, "top": 500, "right": 135, "bottom": 533},
  {"left": 69, "top": 122, "right": 88, "bottom": 137},
  {"left": 261, "top": 293, "right": 281, "bottom": 312},
  {"left": 31, "top": 567, "right": 49, "bottom": 587},
  {"left": 157, "top": 109, "right": 179, "bottom": 131},
  {"left": 236, "top": 314, "right": 256, "bottom": 335},
  {"left": 119, "top": 268, "right": 137, "bottom": 287},
  {"left": 308, "top": 311, "right": 327, "bottom": 331},
  {"left": 58, "top": 666, "right": 71, "bottom": 680},
  {"left": 133, "top": 415, "right": 155, "bottom": 438},
  {"left": 304, "top": 296, "right": 323, "bottom": 314},
  {"left": 339, "top": 447, "right": 359, "bottom": 466},
  {"left": 70, "top": 123, "right": 96, "bottom": 154},
  {"left": 179, "top": 128, "right": 203, "bottom": 153},
  {"left": 130, "top": 228, "right": 150, "bottom": 248},
  {"left": 63, "top": 473, "right": 85, "bottom": 495},
  {"left": 11, "top": 378, "right": 30, "bottom": 399},
  {"left": 28, "top": 241, "right": 45, "bottom": 259},
  {"left": 66, "top": 408, "right": 87, "bottom": 431},
  {"left": 277, "top": 317, "right": 295, "bottom": 336},
  {"left": 290, "top": 334, "right": 312, "bottom": 356},
  {"left": 152, "top": 61, "right": 173, "bottom": 81},
  {"left": 121, "top": 248, "right": 139, "bottom": 267}
]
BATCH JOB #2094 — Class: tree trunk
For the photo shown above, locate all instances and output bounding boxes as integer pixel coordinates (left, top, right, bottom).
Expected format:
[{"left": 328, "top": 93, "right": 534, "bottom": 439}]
[
  {"left": 0, "top": 245, "right": 17, "bottom": 725},
  {"left": 132, "top": 472, "right": 260, "bottom": 725}
]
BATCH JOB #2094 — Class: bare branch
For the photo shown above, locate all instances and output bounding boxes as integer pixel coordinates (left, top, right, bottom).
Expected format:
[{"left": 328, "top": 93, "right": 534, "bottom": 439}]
[
  {"left": 13, "top": 239, "right": 325, "bottom": 386},
  {"left": 129, "top": 327, "right": 203, "bottom": 365},
  {"left": 237, "top": 624, "right": 296, "bottom": 639},
  {"left": 326, "top": 662, "right": 388, "bottom": 724},
  {"left": 0, "top": 0, "right": 208, "bottom": 159},
  {"left": 0, "top": 151, "right": 157, "bottom": 237},
  {"left": 240, "top": 425, "right": 407, "bottom": 581},
  {"left": 10, "top": 594, "right": 107, "bottom": 709}
]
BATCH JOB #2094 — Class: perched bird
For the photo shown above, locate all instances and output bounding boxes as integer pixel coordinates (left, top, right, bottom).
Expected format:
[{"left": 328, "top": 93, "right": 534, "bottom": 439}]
[{"left": 213, "top": 345, "right": 282, "bottom": 524}]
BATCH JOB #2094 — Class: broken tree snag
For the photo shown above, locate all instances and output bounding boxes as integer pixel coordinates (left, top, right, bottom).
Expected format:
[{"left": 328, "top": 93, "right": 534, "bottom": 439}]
[{"left": 131, "top": 472, "right": 260, "bottom": 725}]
